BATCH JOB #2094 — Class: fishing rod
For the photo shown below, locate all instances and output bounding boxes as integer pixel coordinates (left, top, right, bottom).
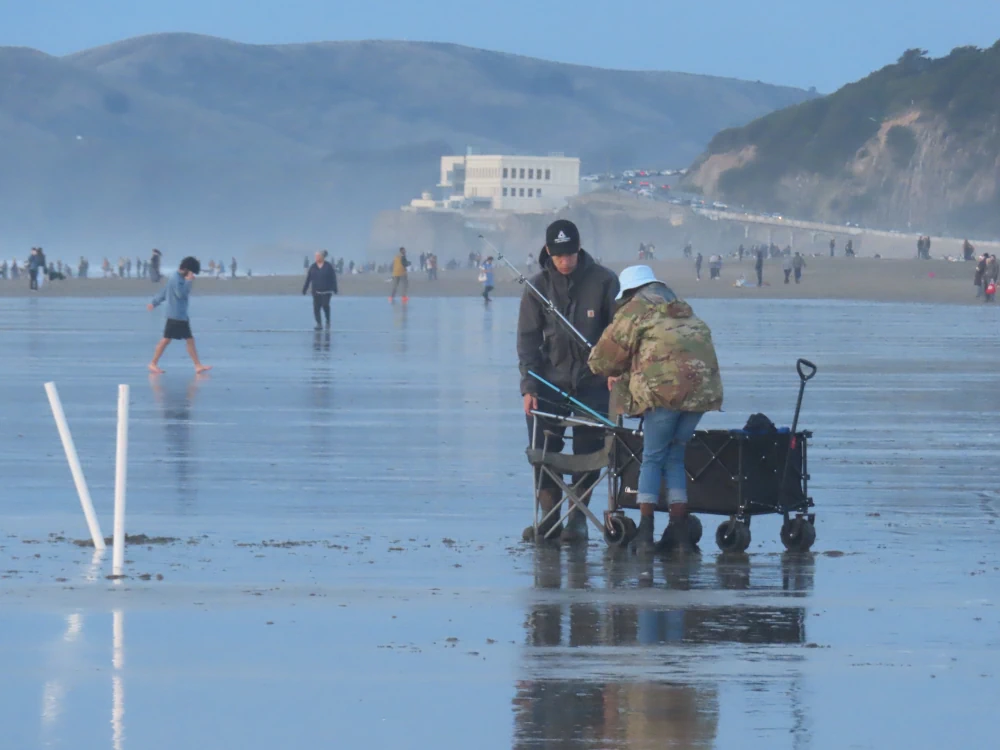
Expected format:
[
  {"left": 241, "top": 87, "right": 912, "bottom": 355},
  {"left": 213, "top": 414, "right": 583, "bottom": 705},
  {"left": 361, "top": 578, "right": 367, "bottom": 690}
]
[
  {"left": 528, "top": 370, "right": 617, "bottom": 428},
  {"left": 478, "top": 234, "right": 593, "bottom": 349}
]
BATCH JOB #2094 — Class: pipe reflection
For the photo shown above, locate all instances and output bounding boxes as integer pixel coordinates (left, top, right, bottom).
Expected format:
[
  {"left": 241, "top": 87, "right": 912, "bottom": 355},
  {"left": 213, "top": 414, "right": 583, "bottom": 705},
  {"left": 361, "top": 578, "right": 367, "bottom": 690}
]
[{"left": 112, "top": 609, "right": 124, "bottom": 750}]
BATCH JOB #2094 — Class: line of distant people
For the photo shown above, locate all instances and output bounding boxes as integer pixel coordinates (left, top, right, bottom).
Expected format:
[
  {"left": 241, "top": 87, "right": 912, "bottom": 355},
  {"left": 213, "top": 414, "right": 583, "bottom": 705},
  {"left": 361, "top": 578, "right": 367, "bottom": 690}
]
[{"left": 0, "top": 248, "right": 250, "bottom": 287}]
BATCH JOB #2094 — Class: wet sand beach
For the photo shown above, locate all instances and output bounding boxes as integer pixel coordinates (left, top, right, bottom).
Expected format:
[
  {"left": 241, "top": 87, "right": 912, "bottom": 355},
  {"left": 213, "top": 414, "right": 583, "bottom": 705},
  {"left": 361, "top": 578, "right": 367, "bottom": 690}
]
[
  {"left": 1, "top": 296, "right": 998, "bottom": 748},
  {"left": 0, "top": 256, "right": 988, "bottom": 305}
]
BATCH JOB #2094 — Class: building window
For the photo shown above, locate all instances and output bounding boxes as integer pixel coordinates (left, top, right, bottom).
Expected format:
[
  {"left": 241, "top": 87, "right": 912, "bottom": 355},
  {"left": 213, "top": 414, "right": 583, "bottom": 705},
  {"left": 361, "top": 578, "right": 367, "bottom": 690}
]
[
  {"left": 528, "top": 168, "right": 534, "bottom": 179},
  {"left": 502, "top": 187, "right": 508, "bottom": 196},
  {"left": 503, "top": 167, "right": 508, "bottom": 178},
  {"left": 519, "top": 188, "right": 525, "bottom": 197},
  {"left": 528, "top": 188, "right": 534, "bottom": 197},
  {"left": 520, "top": 168, "right": 525, "bottom": 179},
  {"left": 536, "top": 188, "right": 542, "bottom": 197},
  {"left": 545, "top": 169, "right": 551, "bottom": 180}
]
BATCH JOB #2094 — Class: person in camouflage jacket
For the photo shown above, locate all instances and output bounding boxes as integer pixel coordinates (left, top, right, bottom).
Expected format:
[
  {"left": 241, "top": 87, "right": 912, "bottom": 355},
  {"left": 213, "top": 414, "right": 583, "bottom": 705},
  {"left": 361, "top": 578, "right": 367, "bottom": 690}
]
[{"left": 588, "top": 265, "right": 723, "bottom": 555}]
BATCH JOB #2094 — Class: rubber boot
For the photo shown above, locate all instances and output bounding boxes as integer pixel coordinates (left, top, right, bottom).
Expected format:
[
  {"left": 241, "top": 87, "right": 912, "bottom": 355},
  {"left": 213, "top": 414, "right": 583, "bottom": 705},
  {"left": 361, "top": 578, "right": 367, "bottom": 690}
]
[
  {"left": 631, "top": 513, "right": 656, "bottom": 556},
  {"left": 523, "top": 488, "right": 562, "bottom": 542},
  {"left": 559, "top": 499, "right": 590, "bottom": 544},
  {"left": 657, "top": 504, "right": 696, "bottom": 555}
]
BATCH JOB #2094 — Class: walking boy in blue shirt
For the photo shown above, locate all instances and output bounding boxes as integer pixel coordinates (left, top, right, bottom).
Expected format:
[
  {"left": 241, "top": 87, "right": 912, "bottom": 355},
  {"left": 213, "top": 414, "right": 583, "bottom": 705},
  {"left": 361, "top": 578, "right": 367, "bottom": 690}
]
[{"left": 147, "top": 256, "right": 211, "bottom": 374}]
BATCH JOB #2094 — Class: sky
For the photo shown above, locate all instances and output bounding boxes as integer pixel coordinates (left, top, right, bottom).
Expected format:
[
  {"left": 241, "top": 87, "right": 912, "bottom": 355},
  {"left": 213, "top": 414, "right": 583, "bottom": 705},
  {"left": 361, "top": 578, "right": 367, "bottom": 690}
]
[{"left": 2, "top": 0, "right": 998, "bottom": 92}]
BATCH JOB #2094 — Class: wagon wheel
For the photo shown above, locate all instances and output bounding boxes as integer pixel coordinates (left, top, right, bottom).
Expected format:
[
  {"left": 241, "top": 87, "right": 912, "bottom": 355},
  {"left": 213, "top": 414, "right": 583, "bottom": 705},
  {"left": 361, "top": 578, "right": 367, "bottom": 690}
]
[
  {"left": 780, "top": 517, "right": 816, "bottom": 552},
  {"left": 604, "top": 515, "right": 630, "bottom": 547},
  {"left": 687, "top": 515, "right": 703, "bottom": 546},
  {"left": 622, "top": 516, "right": 638, "bottom": 541},
  {"left": 716, "top": 519, "right": 751, "bottom": 553}
]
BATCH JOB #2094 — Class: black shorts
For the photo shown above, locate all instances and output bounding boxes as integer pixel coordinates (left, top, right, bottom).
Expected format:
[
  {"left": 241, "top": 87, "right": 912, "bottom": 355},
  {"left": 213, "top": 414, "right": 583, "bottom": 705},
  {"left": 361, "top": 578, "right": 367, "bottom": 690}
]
[{"left": 163, "top": 319, "right": 193, "bottom": 340}]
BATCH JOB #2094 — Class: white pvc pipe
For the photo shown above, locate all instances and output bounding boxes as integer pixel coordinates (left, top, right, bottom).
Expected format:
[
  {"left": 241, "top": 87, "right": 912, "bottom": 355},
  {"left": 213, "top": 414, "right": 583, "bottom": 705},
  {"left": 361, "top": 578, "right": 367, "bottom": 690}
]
[
  {"left": 112, "top": 385, "right": 129, "bottom": 577},
  {"left": 44, "top": 382, "right": 105, "bottom": 551}
]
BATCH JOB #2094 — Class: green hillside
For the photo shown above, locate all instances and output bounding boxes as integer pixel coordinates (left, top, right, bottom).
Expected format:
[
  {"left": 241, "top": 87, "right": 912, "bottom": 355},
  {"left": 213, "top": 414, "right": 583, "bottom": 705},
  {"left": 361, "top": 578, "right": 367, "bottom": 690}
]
[{"left": 690, "top": 43, "right": 1000, "bottom": 236}]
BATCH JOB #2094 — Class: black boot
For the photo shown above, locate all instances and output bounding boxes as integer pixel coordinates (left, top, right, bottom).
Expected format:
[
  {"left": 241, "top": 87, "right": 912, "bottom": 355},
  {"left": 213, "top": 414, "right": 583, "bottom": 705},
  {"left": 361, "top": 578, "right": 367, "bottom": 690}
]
[
  {"left": 523, "top": 489, "right": 562, "bottom": 542},
  {"left": 632, "top": 514, "right": 655, "bottom": 555},
  {"left": 657, "top": 513, "right": 696, "bottom": 556},
  {"left": 560, "top": 500, "right": 590, "bottom": 544}
]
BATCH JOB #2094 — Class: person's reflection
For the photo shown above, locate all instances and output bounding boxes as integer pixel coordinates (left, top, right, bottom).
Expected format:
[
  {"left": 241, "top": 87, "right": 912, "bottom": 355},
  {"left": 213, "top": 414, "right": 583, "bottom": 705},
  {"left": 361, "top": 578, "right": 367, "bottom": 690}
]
[
  {"left": 308, "top": 334, "right": 334, "bottom": 452},
  {"left": 149, "top": 375, "right": 203, "bottom": 508},
  {"left": 393, "top": 302, "right": 408, "bottom": 355},
  {"left": 514, "top": 549, "right": 814, "bottom": 749},
  {"left": 312, "top": 328, "right": 331, "bottom": 355}
]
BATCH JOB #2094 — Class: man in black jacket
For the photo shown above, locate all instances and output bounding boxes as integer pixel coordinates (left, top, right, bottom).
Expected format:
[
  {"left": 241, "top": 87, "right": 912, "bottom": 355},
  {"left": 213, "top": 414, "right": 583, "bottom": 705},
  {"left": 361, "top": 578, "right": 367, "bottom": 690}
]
[
  {"left": 302, "top": 251, "right": 339, "bottom": 329},
  {"left": 518, "top": 219, "right": 620, "bottom": 543}
]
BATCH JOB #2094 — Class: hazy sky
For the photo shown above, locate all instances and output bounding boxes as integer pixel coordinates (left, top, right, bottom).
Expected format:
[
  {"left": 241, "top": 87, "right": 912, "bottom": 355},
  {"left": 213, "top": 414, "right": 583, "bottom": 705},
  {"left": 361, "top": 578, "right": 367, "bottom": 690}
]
[{"left": 3, "top": 0, "right": 998, "bottom": 91}]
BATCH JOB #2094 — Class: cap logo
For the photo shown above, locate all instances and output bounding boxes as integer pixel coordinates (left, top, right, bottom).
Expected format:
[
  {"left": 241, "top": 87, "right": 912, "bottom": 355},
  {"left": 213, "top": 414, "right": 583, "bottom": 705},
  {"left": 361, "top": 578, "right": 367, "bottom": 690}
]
[
  {"left": 554, "top": 230, "right": 571, "bottom": 244},
  {"left": 587, "top": 309, "right": 595, "bottom": 318}
]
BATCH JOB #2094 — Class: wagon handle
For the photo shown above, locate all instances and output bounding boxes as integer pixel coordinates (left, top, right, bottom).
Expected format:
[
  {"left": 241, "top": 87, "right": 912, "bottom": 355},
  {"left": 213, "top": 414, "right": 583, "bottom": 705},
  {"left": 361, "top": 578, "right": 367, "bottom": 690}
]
[
  {"left": 781, "top": 357, "right": 817, "bottom": 512},
  {"left": 796, "top": 359, "right": 817, "bottom": 383}
]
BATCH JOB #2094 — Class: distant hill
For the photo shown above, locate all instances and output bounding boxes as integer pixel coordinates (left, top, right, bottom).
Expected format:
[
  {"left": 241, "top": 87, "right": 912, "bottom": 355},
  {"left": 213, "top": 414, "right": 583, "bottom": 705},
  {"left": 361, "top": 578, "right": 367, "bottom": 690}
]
[
  {"left": 0, "top": 33, "right": 813, "bottom": 264},
  {"left": 686, "top": 43, "right": 1000, "bottom": 238}
]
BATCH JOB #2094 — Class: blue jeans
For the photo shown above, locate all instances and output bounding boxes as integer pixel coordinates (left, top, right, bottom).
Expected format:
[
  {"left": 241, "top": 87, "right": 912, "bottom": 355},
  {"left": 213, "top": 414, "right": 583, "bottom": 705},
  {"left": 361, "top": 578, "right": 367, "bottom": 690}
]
[{"left": 637, "top": 408, "right": 704, "bottom": 506}]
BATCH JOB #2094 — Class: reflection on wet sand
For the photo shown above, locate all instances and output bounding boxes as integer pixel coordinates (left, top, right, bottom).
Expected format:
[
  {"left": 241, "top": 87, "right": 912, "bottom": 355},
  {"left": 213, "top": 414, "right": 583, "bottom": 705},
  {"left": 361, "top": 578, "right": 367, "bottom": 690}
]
[
  {"left": 514, "top": 549, "right": 814, "bottom": 749},
  {"left": 149, "top": 375, "right": 203, "bottom": 507},
  {"left": 393, "top": 303, "right": 408, "bottom": 354},
  {"left": 39, "top": 609, "right": 126, "bottom": 750},
  {"left": 312, "top": 328, "right": 331, "bottom": 355}
]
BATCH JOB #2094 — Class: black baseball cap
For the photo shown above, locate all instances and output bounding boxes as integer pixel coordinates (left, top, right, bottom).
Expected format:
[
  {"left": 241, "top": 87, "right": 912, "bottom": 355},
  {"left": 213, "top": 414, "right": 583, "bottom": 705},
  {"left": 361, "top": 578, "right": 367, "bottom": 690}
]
[
  {"left": 545, "top": 219, "right": 580, "bottom": 256},
  {"left": 179, "top": 256, "right": 201, "bottom": 275}
]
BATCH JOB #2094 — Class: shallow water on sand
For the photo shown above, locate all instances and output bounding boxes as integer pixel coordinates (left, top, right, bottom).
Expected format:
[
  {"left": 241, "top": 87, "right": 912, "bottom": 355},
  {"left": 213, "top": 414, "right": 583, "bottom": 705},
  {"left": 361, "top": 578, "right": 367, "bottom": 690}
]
[{"left": 1, "top": 295, "right": 998, "bottom": 749}]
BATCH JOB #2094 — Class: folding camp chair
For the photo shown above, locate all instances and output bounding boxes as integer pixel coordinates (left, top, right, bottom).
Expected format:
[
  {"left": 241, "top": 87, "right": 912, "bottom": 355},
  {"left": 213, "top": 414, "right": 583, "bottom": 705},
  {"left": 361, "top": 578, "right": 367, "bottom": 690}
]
[{"left": 525, "top": 411, "right": 613, "bottom": 541}]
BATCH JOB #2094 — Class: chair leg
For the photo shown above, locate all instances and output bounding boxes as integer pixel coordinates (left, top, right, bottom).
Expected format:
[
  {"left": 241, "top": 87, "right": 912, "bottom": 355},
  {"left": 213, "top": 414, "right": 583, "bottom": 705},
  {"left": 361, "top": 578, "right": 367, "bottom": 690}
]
[{"left": 524, "top": 488, "right": 562, "bottom": 542}]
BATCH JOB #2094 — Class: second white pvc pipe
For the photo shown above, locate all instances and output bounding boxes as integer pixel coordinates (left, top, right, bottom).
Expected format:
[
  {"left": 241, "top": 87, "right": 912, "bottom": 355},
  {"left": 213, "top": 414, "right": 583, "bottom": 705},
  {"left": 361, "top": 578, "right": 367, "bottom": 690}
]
[{"left": 112, "top": 385, "right": 129, "bottom": 577}]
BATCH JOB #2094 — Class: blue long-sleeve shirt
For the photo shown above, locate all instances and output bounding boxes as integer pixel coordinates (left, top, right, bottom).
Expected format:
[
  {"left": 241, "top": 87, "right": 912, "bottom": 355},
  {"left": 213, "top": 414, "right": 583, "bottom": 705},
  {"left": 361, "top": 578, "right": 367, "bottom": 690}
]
[
  {"left": 151, "top": 271, "right": 192, "bottom": 320},
  {"left": 481, "top": 262, "right": 494, "bottom": 286}
]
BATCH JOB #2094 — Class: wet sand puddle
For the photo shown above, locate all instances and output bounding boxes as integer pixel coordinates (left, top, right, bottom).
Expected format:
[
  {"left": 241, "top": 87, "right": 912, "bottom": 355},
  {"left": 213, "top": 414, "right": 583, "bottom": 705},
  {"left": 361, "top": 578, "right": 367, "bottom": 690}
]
[{"left": 1, "top": 296, "right": 998, "bottom": 749}]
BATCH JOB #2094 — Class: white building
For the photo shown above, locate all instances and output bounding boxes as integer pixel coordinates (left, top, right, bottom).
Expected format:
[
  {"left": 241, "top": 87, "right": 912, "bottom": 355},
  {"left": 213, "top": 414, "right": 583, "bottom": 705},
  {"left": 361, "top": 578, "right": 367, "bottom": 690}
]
[{"left": 437, "top": 154, "right": 580, "bottom": 211}]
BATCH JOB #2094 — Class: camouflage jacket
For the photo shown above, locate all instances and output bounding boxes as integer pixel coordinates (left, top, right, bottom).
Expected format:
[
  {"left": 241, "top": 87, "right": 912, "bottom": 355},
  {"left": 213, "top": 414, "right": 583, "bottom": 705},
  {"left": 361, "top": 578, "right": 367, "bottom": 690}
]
[{"left": 587, "top": 283, "right": 723, "bottom": 415}]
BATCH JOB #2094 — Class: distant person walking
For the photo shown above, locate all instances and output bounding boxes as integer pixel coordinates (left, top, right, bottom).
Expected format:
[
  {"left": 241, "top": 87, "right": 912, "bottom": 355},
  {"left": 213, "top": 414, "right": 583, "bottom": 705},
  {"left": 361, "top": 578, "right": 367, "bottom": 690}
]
[
  {"left": 230, "top": 257, "right": 237, "bottom": 279},
  {"left": 480, "top": 256, "right": 495, "bottom": 303},
  {"left": 390, "top": 247, "right": 410, "bottom": 303},
  {"left": 302, "top": 251, "right": 338, "bottom": 329},
  {"left": 783, "top": 254, "right": 793, "bottom": 284},
  {"left": 829, "top": 239, "right": 835, "bottom": 257},
  {"left": 147, "top": 256, "right": 211, "bottom": 374},
  {"left": 792, "top": 252, "right": 806, "bottom": 283},
  {"left": 150, "top": 249, "right": 162, "bottom": 283},
  {"left": 695, "top": 252, "right": 703, "bottom": 281},
  {"left": 709, "top": 254, "right": 722, "bottom": 280},
  {"left": 985, "top": 255, "right": 999, "bottom": 303},
  {"left": 974, "top": 254, "right": 987, "bottom": 298},
  {"left": 754, "top": 250, "right": 764, "bottom": 286},
  {"left": 963, "top": 239, "right": 975, "bottom": 262},
  {"left": 28, "top": 248, "right": 41, "bottom": 291}
]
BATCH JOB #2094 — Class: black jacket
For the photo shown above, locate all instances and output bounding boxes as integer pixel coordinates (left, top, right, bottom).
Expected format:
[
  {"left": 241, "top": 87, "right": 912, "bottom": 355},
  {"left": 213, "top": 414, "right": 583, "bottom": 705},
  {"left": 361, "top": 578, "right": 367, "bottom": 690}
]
[
  {"left": 303, "top": 262, "right": 338, "bottom": 294},
  {"left": 516, "top": 249, "right": 619, "bottom": 396}
]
